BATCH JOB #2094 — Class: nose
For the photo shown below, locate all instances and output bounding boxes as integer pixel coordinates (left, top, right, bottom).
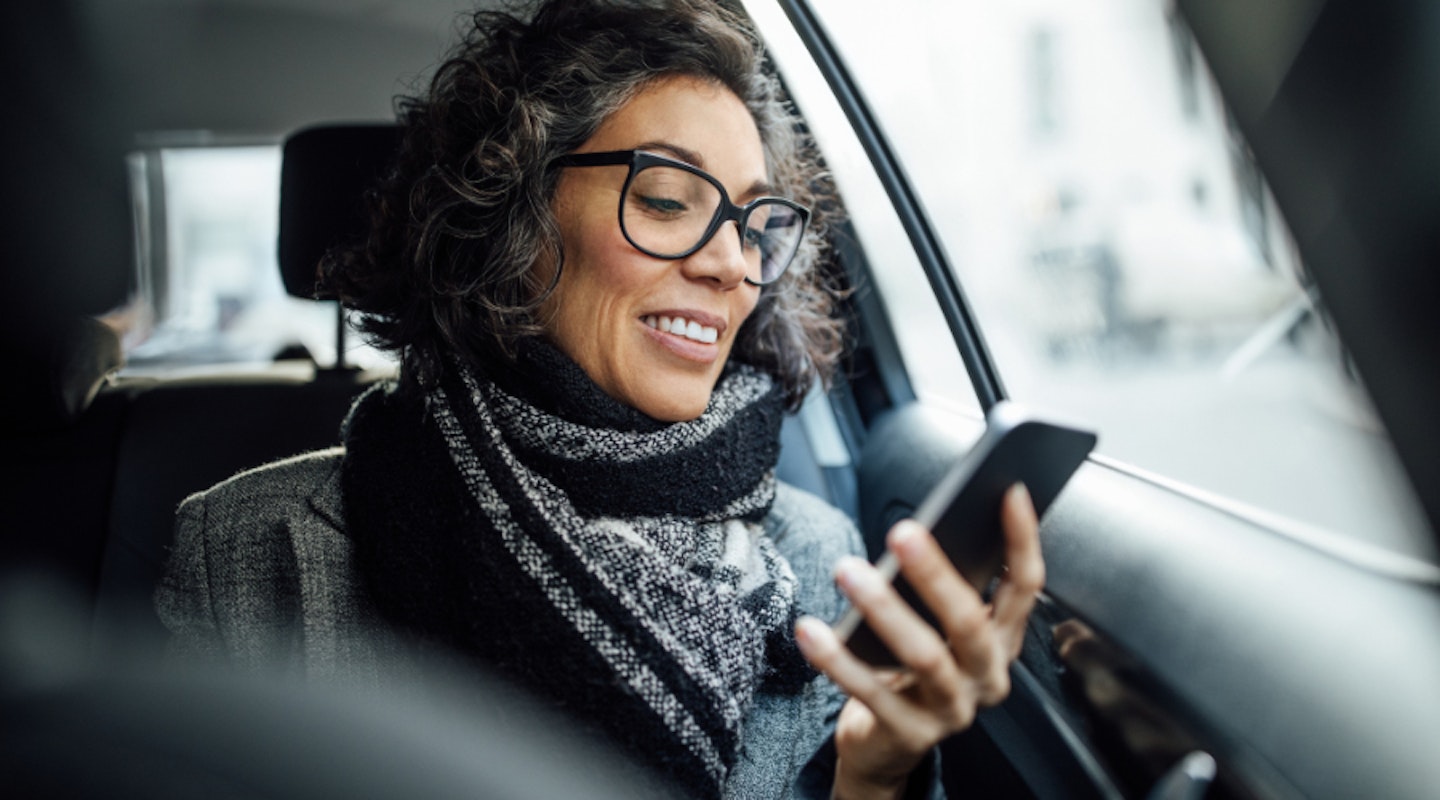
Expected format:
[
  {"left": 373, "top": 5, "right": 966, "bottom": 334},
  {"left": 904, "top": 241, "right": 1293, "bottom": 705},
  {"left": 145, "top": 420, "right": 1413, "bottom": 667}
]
[{"left": 679, "top": 220, "right": 750, "bottom": 289}]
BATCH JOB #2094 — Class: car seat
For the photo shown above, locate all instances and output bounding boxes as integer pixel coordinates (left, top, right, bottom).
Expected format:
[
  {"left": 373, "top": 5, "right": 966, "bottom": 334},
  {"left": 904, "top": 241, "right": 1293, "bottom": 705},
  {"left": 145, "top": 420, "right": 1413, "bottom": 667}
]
[{"left": 1, "top": 317, "right": 127, "bottom": 603}]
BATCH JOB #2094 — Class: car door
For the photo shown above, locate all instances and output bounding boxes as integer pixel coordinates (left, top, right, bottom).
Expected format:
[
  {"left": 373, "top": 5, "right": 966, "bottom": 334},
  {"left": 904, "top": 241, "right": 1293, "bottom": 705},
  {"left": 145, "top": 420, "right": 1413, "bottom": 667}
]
[{"left": 744, "top": 1, "right": 1440, "bottom": 798}]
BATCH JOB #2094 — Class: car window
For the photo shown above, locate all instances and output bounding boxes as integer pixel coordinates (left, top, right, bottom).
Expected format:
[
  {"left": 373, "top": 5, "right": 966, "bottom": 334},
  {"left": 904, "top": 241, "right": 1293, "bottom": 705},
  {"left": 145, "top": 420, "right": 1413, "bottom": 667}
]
[
  {"left": 745, "top": 2, "right": 979, "bottom": 418},
  {"left": 754, "top": 0, "right": 1434, "bottom": 564},
  {"left": 117, "top": 144, "right": 389, "bottom": 373}
]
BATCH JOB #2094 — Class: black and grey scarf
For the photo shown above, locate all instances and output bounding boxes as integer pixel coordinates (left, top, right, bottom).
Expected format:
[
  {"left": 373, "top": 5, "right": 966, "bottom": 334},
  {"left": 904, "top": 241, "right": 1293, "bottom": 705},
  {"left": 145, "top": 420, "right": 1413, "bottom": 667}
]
[{"left": 342, "top": 344, "right": 814, "bottom": 796}]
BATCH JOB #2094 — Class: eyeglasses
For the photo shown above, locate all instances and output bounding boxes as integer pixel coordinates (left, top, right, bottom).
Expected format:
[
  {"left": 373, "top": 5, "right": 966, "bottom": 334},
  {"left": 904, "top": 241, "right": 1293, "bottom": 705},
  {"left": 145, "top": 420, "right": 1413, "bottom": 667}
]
[{"left": 551, "top": 149, "right": 809, "bottom": 286}]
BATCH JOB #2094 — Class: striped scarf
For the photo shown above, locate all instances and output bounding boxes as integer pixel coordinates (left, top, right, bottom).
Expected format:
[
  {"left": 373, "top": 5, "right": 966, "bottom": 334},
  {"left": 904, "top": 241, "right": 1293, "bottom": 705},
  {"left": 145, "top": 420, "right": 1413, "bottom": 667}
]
[{"left": 342, "top": 346, "right": 812, "bottom": 796}]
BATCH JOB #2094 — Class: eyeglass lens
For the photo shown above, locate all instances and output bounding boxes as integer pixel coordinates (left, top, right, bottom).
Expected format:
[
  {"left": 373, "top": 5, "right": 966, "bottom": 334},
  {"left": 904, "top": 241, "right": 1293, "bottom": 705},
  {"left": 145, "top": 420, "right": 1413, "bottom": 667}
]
[{"left": 623, "top": 164, "right": 804, "bottom": 283}]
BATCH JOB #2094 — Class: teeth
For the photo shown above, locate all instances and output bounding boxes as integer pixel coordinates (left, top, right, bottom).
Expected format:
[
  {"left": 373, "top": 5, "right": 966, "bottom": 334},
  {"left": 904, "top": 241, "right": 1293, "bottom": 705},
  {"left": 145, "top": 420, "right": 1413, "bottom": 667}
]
[{"left": 644, "top": 315, "right": 718, "bottom": 344}]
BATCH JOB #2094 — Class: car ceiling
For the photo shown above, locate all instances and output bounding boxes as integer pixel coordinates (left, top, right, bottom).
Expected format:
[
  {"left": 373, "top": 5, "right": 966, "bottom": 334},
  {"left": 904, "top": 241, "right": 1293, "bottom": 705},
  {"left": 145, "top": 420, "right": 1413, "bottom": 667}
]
[
  {"left": 0, "top": 0, "right": 503, "bottom": 336},
  {"left": 71, "top": 0, "right": 501, "bottom": 139}
]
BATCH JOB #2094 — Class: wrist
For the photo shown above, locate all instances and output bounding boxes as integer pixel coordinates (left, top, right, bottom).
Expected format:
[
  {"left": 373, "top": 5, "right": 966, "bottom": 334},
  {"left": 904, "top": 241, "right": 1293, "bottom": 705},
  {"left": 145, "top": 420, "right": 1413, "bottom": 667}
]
[{"left": 831, "top": 758, "right": 909, "bottom": 800}]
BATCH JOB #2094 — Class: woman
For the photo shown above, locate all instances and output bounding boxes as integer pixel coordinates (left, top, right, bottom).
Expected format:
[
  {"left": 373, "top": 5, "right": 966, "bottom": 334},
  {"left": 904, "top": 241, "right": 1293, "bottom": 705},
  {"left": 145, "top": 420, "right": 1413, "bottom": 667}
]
[{"left": 157, "top": 1, "right": 1044, "bottom": 798}]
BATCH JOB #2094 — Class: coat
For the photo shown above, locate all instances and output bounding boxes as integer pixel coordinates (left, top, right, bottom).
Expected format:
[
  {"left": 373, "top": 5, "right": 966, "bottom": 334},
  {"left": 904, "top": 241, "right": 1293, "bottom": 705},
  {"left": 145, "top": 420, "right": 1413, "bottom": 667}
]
[{"left": 155, "top": 446, "right": 880, "bottom": 798}]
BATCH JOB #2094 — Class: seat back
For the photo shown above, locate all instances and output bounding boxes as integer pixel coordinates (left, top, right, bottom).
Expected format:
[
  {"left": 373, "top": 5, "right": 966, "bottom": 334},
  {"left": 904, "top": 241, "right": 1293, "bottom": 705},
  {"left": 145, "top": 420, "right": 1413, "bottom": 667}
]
[
  {"left": 89, "top": 371, "right": 378, "bottom": 657},
  {"left": 0, "top": 318, "right": 126, "bottom": 598}
]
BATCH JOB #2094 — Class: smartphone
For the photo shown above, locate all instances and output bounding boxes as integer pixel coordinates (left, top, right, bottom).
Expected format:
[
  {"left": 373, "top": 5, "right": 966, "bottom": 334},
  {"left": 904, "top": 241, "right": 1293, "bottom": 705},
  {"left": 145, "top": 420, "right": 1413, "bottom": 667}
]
[{"left": 833, "top": 401, "right": 1097, "bottom": 666}]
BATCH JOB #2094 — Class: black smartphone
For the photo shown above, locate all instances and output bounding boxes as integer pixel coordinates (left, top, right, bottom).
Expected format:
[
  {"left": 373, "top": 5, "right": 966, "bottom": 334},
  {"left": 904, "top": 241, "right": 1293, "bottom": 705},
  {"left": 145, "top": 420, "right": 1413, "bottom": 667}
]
[{"left": 833, "top": 401, "right": 1097, "bottom": 666}]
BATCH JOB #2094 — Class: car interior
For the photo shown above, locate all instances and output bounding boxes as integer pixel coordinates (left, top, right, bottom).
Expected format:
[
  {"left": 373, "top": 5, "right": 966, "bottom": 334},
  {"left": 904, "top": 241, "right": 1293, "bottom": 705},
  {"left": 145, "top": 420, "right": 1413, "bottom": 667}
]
[{"left": 2, "top": 1, "right": 1438, "bottom": 798}]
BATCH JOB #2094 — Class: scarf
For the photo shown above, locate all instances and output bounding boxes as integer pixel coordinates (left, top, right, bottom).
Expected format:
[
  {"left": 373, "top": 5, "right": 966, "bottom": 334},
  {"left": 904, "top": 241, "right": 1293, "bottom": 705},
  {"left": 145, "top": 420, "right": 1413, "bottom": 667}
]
[{"left": 341, "top": 344, "right": 814, "bottom": 796}]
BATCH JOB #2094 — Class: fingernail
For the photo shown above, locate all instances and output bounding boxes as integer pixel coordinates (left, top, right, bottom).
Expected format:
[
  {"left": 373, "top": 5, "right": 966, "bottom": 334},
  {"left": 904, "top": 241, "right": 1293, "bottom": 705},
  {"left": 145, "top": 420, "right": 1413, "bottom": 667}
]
[
  {"left": 888, "top": 520, "right": 923, "bottom": 557},
  {"left": 836, "top": 556, "right": 878, "bottom": 594},
  {"left": 1010, "top": 483, "right": 1032, "bottom": 504},
  {"left": 794, "top": 615, "right": 834, "bottom": 655}
]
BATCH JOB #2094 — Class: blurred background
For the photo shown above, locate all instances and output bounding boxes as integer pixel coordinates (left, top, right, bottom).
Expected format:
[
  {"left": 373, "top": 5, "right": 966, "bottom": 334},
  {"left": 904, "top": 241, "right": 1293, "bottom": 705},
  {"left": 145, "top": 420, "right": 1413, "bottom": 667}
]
[{"left": 785, "top": 0, "right": 1433, "bottom": 563}]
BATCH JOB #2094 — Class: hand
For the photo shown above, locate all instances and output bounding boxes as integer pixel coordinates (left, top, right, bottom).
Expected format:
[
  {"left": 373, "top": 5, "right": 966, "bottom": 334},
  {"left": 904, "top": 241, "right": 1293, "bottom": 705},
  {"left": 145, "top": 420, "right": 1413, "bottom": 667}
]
[{"left": 795, "top": 484, "right": 1044, "bottom": 799}]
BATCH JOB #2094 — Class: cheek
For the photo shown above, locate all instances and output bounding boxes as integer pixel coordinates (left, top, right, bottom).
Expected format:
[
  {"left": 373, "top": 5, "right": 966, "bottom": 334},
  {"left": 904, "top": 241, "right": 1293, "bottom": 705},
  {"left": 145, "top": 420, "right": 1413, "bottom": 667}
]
[
  {"left": 734, "top": 288, "right": 763, "bottom": 333},
  {"left": 547, "top": 221, "right": 645, "bottom": 336},
  {"left": 545, "top": 200, "right": 606, "bottom": 311},
  {"left": 572, "top": 221, "right": 656, "bottom": 299}
]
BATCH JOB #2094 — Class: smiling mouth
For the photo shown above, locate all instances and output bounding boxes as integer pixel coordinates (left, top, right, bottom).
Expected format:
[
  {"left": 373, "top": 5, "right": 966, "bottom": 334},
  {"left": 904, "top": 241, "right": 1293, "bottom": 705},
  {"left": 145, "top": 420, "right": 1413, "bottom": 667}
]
[{"left": 643, "top": 314, "right": 719, "bottom": 344}]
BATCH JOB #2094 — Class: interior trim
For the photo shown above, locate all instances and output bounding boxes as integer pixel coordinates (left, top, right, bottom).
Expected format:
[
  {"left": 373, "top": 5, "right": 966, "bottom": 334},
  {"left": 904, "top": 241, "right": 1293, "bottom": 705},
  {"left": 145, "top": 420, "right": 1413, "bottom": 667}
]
[{"left": 1090, "top": 454, "right": 1440, "bottom": 585}]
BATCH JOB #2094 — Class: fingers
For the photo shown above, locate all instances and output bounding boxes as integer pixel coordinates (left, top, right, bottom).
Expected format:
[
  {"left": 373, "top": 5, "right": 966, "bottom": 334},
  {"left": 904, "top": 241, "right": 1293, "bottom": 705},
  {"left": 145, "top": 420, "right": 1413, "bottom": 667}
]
[
  {"left": 797, "top": 486, "right": 1047, "bottom": 749},
  {"left": 883, "top": 519, "right": 1011, "bottom": 706},
  {"left": 794, "top": 615, "right": 913, "bottom": 724},
  {"left": 836, "top": 552, "right": 964, "bottom": 692},
  {"left": 886, "top": 484, "right": 1042, "bottom": 703},
  {"left": 992, "top": 484, "right": 1044, "bottom": 655},
  {"left": 795, "top": 614, "right": 964, "bottom": 754},
  {"left": 885, "top": 521, "right": 994, "bottom": 679}
]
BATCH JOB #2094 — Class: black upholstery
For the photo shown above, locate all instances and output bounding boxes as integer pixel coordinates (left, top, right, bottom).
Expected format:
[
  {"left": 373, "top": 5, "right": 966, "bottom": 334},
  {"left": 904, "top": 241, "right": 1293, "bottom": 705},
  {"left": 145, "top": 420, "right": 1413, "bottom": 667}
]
[
  {"left": 1, "top": 386, "right": 132, "bottom": 596},
  {"left": 278, "top": 123, "right": 402, "bottom": 299},
  {"left": 0, "top": 318, "right": 126, "bottom": 597},
  {"left": 89, "top": 370, "right": 380, "bottom": 657},
  {"left": 4, "top": 316, "right": 123, "bottom": 436}
]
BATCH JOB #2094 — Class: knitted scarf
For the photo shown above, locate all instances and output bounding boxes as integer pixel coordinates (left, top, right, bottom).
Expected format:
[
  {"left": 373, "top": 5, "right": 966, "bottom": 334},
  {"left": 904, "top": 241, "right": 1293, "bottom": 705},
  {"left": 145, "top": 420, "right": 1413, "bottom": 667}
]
[{"left": 341, "top": 344, "right": 813, "bottom": 796}]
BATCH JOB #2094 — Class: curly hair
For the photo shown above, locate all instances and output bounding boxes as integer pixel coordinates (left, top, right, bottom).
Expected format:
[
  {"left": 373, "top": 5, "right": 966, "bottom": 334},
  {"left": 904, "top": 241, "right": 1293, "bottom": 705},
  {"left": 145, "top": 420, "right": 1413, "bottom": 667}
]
[{"left": 322, "top": 0, "right": 844, "bottom": 409}]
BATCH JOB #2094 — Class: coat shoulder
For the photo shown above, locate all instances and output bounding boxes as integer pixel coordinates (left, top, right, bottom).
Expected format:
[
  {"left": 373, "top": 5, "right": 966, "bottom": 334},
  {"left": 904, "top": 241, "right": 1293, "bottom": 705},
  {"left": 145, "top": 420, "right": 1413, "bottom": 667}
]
[
  {"left": 159, "top": 446, "right": 374, "bottom": 676},
  {"left": 176, "top": 446, "right": 345, "bottom": 529}
]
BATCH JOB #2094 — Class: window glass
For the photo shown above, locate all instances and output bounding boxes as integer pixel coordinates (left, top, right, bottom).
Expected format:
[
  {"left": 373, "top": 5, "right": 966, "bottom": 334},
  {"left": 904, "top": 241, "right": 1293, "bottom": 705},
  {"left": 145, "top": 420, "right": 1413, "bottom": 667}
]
[
  {"left": 745, "top": 0, "right": 979, "bottom": 416},
  {"left": 118, "top": 145, "right": 388, "bottom": 372},
  {"left": 782, "top": 0, "right": 1432, "bottom": 562}
]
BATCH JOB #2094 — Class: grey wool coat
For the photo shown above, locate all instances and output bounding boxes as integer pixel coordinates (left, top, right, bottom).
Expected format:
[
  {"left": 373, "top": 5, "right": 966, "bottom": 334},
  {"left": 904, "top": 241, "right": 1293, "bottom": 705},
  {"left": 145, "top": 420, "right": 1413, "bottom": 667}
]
[{"left": 155, "top": 447, "right": 866, "bottom": 799}]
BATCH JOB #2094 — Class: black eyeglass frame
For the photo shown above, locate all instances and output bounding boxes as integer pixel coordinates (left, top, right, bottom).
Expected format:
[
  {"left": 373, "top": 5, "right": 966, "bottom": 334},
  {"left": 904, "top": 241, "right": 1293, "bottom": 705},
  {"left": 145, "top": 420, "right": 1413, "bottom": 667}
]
[{"left": 551, "top": 149, "right": 810, "bottom": 286}]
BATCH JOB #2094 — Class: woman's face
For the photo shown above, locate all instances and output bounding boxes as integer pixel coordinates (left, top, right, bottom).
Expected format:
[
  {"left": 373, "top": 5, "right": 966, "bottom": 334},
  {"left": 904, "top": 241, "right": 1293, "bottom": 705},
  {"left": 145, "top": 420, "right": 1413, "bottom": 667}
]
[{"left": 542, "top": 75, "right": 768, "bottom": 422}]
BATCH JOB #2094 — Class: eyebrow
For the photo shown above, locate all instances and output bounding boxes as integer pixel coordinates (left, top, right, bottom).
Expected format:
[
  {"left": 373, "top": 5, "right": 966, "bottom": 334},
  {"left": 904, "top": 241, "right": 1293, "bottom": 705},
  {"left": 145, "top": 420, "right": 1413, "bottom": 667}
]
[{"left": 635, "top": 140, "right": 775, "bottom": 200}]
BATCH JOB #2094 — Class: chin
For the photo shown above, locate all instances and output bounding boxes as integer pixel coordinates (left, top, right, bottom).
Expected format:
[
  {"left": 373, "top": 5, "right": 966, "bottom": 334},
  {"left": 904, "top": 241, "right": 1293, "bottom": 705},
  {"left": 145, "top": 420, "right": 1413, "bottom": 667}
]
[
  {"left": 631, "top": 383, "right": 713, "bottom": 423},
  {"left": 642, "top": 399, "right": 708, "bottom": 424}
]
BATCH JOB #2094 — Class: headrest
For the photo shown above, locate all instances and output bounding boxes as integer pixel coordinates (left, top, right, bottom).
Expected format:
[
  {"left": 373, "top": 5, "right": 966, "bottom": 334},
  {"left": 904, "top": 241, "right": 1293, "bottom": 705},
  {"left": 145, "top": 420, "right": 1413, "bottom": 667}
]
[{"left": 278, "top": 124, "right": 403, "bottom": 300}]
